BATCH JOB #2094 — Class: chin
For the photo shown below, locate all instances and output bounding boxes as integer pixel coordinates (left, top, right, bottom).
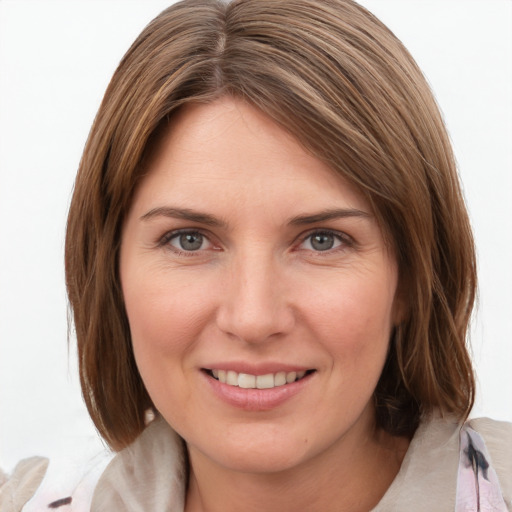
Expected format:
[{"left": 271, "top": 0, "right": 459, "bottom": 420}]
[
  {"left": 204, "top": 447, "right": 308, "bottom": 475},
  {"left": 185, "top": 423, "right": 321, "bottom": 475}
]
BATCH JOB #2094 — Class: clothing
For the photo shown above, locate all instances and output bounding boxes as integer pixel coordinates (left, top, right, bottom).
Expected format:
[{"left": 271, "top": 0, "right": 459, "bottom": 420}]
[{"left": 1, "top": 415, "right": 511, "bottom": 511}]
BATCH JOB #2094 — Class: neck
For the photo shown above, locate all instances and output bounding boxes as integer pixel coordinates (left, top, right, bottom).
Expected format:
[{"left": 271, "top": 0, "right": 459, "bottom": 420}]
[{"left": 184, "top": 412, "right": 409, "bottom": 512}]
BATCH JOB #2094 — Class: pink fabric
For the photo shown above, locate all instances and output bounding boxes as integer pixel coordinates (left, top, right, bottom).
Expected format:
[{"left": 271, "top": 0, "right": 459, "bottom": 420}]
[{"left": 456, "top": 425, "right": 508, "bottom": 511}]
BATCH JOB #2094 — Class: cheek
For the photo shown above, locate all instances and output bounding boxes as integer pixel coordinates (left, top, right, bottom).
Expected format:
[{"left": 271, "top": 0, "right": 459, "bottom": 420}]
[
  {"left": 122, "top": 273, "right": 216, "bottom": 417},
  {"left": 304, "top": 280, "right": 395, "bottom": 417},
  {"left": 301, "top": 270, "right": 396, "bottom": 364},
  {"left": 122, "top": 267, "right": 215, "bottom": 366}
]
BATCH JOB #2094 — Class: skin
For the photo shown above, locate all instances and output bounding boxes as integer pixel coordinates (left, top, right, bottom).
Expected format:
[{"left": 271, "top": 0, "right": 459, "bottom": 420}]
[{"left": 120, "top": 97, "right": 409, "bottom": 512}]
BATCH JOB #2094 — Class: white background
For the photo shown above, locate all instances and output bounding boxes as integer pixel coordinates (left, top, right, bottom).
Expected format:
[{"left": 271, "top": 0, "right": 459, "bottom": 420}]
[{"left": 1, "top": 0, "right": 511, "bottom": 473}]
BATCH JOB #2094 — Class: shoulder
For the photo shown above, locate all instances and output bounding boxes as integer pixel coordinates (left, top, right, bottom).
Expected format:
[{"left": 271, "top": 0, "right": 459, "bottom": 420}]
[
  {"left": 468, "top": 416, "right": 512, "bottom": 452},
  {"left": 0, "top": 457, "right": 49, "bottom": 512},
  {"left": 1, "top": 453, "right": 112, "bottom": 512},
  {"left": 0, "top": 418, "right": 185, "bottom": 512},
  {"left": 467, "top": 417, "right": 512, "bottom": 507},
  {"left": 91, "top": 416, "right": 187, "bottom": 511},
  {"left": 374, "top": 414, "right": 512, "bottom": 511}
]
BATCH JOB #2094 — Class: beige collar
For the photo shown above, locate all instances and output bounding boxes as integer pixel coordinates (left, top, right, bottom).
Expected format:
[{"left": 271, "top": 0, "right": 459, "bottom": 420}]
[
  {"left": 91, "top": 415, "right": 464, "bottom": 512},
  {"left": 91, "top": 417, "right": 187, "bottom": 512}
]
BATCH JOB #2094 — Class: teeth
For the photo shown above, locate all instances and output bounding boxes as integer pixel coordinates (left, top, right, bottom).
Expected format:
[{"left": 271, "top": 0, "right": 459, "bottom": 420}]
[
  {"left": 256, "top": 374, "right": 274, "bottom": 389},
  {"left": 274, "top": 371, "right": 286, "bottom": 386},
  {"left": 227, "top": 370, "right": 238, "bottom": 386},
  {"left": 286, "top": 371, "right": 297, "bottom": 384},
  {"left": 209, "top": 369, "right": 310, "bottom": 389},
  {"left": 238, "top": 373, "right": 256, "bottom": 388}
]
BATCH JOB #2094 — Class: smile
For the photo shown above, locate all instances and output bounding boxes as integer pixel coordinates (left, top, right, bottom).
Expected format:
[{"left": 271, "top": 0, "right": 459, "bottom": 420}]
[{"left": 207, "top": 369, "right": 312, "bottom": 389}]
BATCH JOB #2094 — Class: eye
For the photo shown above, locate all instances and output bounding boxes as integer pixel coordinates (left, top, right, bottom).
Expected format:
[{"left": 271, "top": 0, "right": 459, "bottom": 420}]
[
  {"left": 166, "top": 231, "right": 212, "bottom": 252},
  {"left": 299, "top": 231, "right": 345, "bottom": 252}
]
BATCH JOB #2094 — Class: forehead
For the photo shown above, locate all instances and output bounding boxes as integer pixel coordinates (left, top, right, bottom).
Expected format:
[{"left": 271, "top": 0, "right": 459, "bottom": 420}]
[{"left": 132, "top": 98, "right": 371, "bottom": 216}]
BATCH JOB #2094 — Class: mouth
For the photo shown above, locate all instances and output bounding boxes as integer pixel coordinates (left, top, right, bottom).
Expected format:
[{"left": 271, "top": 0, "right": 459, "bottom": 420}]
[{"left": 204, "top": 369, "right": 315, "bottom": 390}]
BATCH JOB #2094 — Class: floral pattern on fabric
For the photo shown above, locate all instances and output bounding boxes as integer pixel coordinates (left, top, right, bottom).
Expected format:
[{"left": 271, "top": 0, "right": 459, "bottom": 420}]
[{"left": 456, "top": 425, "right": 508, "bottom": 511}]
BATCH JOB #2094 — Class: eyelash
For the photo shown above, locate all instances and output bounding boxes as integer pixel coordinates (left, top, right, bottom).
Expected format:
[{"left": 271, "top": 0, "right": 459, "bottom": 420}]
[
  {"left": 158, "top": 229, "right": 215, "bottom": 257},
  {"left": 297, "top": 229, "right": 353, "bottom": 254},
  {"left": 158, "top": 229, "right": 353, "bottom": 256}
]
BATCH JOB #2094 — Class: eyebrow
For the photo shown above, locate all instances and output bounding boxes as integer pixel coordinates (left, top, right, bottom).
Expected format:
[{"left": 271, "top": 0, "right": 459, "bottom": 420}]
[
  {"left": 140, "top": 207, "right": 226, "bottom": 227},
  {"left": 140, "top": 206, "right": 371, "bottom": 228},
  {"left": 288, "top": 208, "right": 371, "bottom": 225}
]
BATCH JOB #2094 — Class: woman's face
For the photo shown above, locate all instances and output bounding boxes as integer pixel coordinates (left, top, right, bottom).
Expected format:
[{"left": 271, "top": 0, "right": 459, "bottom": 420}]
[{"left": 120, "top": 98, "right": 402, "bottom": 474}]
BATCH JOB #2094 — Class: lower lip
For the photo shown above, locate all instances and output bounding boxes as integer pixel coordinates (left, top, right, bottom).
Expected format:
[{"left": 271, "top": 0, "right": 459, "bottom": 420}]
[{"left": 203, "top": 371, "right": 314, "bottom": 411}]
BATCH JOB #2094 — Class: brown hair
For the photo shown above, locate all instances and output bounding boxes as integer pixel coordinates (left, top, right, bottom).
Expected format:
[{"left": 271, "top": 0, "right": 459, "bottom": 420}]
[{"left": 65, "top": 0, "right": 476, "bottom": 450}]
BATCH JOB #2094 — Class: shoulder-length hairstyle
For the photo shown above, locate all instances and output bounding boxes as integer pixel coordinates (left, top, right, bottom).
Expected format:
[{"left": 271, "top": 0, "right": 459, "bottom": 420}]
[{"left": 65, "top": 0, "right": 476, "bottom": 450}]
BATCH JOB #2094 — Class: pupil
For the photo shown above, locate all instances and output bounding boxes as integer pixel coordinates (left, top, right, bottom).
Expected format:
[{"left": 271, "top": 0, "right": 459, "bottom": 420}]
[
  {"left": 311, "top": 233, "right": 334, "bottom": 251},
  {"left": 180, "top": 233, "right": 203, "bottom": 251}
]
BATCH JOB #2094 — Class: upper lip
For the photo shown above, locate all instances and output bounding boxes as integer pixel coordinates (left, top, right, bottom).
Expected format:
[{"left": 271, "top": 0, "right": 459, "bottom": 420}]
[{"left": 202, "top": 362, "right": 313, "bottom": 376}]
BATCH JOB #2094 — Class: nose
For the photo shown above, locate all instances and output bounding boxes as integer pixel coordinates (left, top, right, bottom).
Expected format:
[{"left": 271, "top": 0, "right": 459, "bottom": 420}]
[{"left": 215, "top": 250, "right": 295, "bottom": 344}]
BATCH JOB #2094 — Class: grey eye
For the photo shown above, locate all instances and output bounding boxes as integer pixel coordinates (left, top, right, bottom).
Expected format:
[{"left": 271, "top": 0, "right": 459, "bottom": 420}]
[
  {"left": 172, "top": 232, "right": 205, "bottom": 251},
  {"left": 310, "top": 233, "right": 335, "bottom": 251},
  {"left": 300, "top": 231, "right": 343, "bottom": 252}
]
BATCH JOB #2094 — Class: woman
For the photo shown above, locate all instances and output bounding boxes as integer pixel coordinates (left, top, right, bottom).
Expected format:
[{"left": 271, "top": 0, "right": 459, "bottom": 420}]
[{"left": 1, "top": 0, "right": 511, "bottom": 510}]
